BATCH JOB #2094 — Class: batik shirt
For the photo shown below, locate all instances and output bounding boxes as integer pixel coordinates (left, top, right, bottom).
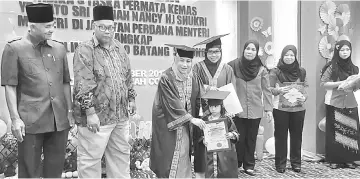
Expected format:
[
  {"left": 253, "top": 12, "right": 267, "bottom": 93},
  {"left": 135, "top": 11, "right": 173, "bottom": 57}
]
[{"left": 73, "top": 35, "right": 136, "bottom": 126}]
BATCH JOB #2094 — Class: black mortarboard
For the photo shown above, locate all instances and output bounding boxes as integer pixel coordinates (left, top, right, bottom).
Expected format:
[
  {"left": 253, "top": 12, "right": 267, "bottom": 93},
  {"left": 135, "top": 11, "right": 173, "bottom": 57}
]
[
  {"left": 93, "top": 6, "right": 114, "bottom": 21},
  {"left": 193, "top": 33, "right": 229, "bottom": 49},
  {"left": 26, "top": 3, "right": 54, "bottom": 23},
  {"left": 165, "top": 44, "right": 196, "bottom": 59},
  {"left": 202, "top": 90, "right": 230, "bottom": 106}
]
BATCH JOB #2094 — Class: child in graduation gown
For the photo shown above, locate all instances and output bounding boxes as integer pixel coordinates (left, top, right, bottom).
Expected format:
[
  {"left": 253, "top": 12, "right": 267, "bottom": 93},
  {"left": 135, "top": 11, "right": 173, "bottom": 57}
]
[{"left": 193, "top": 90, "right": 240, "bottom": 178}]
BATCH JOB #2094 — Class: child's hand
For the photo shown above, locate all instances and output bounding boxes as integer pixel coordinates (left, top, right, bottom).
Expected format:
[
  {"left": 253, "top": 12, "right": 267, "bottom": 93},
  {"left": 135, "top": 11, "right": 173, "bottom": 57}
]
[{"left": 225, "top": 132, "right": 234, "bottom": 140}]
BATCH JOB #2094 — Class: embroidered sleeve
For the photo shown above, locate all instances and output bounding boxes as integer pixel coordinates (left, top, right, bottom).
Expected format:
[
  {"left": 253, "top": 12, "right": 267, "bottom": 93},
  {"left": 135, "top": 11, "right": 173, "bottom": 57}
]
[
  {"left": 157, "top": 75, "right": 193, "bottom": 131},
  {"left": 73, "top": 44, "right": 97, "bottom": 116},
  {"left": 124, "top": 51, "right": 137, "bottom": 101}
]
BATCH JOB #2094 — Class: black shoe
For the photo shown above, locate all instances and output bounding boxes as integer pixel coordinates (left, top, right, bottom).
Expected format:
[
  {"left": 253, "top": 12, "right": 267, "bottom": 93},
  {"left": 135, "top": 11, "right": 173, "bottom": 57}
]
[
  {"left": 276, "top": 168, "right": 285, "bottom": 173},
  {"left": 292, "top": 167, "right": 301, "bottom": 173},
  {"left": 329, "top": 163, "right": 339, "bottom": 169},
  {"left": 345, "top": 163, "right": 356, "bottom": 169},
  {"left": 244, "top": 169, "right": 255, "bottom": 176}
]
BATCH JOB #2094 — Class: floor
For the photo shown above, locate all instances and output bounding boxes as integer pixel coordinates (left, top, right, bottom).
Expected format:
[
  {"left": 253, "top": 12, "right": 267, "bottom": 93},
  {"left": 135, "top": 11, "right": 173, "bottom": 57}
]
[{"left": 129, "top": 158, "right": 360, "bottom": 178}]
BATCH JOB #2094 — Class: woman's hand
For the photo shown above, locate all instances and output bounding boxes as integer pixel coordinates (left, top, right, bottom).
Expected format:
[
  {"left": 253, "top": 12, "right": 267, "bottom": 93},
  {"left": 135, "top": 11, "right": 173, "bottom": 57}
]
[
  {"left": 277, "top": 86, "right": 291, "bottom": 94},
  {"left": 191, "top": 118, "right": 206, "bottom": 130},
  {"left": 296, "top": 95, "right": 306, "bottom": 102}
]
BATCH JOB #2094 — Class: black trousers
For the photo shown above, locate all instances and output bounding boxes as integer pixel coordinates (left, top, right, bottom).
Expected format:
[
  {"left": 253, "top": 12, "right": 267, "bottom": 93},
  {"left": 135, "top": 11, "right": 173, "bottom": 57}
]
[
  {"left": 273, "top": 109, "right": 305, "bottom": 169},
  {"left": 18, "top": 129, "right": 69, "bottom": 178},
  {"left": 233, "top": 117, "right": 261, "bottom": 170}
]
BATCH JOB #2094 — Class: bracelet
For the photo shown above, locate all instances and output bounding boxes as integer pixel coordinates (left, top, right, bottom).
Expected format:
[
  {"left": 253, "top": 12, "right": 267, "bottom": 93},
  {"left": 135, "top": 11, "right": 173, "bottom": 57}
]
[{"left": 68, "top": 109, "right": 74, "bottom": 113}]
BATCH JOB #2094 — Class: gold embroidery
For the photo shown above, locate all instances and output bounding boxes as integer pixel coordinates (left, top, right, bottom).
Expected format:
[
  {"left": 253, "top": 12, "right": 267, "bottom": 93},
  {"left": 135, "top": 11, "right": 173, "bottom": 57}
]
[
  {"left": 167, "top": 71, "right": 193, "bottom": 130},
  {"left": 334, "top": 123, "right": 356, "bottom": 136},
  {"left": 335, "top": 111, "right": 358, "bottom": 130},
  {"left": 168, "top": 70, "right": 193, "bottom": 178},
  {"left": 199, "top": 61, "right": 225, "bottom": 87},
  {"left": 213, "top": 152, "right": 218, "bottom": 178},
  {"left": 167, "top": 113, "right": 192, "bottom": 130},
  {"left": 169, "top": 126, "right": 183, "bottom": 178},
  {"left": 335, "top": 132, "right": 359, "bottom": 151}
]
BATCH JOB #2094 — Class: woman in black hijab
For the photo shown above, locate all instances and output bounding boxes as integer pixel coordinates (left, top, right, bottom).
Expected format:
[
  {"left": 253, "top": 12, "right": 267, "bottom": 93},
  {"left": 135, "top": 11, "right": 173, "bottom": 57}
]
[
  {"left": 320, "top": 40, "right": 360, "bottom": 169},
  {"left": 269, "top": 45, "right": 308, "bottom": 173},
  {"left": 228, "top": 40, "right": 273, "bottom": 176}
]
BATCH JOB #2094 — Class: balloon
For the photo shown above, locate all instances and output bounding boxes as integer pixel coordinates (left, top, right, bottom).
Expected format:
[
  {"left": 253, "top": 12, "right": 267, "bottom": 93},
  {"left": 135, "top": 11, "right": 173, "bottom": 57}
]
[
  {"left": 72, "top": 171, "right": 78, "bottom": 178},
  {"left": 65, "top": 172, "right": 72, "bottom": 178},
  {"left": 266, "top": 133, "right": 304, "bottom": 159},
  {"left": 0, "top": 120, "right": 7, "bottom": 139},
  {"left": 319, "top": 117, "right": 326, "bottom": 132},
  {"left": 265, "top": 137, "right": 275, "bottom": 155}
]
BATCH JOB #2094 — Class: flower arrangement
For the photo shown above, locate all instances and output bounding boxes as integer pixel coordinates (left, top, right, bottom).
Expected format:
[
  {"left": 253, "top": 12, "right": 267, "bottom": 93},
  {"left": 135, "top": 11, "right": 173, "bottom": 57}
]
[
  {"left": 130, "top": 138, "right": 151, "bottom": 170},
  {"left": 0, "top": 123, "right": 155, "bottom": 178},
  {"left": 318, "top": 1, "right": 352, "bottom": 61},
  {"left": 249, "top": 16, "right": 273, "bottom": 68}
]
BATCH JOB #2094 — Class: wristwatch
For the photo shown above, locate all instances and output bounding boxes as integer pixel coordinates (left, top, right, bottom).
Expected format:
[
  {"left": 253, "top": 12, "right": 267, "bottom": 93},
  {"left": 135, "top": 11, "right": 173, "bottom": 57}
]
[{"left": 68, "top": 109, "right": 74, "bottom": 113}]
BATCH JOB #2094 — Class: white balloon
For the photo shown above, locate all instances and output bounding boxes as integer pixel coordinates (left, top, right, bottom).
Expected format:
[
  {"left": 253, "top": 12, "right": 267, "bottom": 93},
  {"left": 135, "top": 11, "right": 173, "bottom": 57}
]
[
  {"left": 72, "top": 171, "right": 78, "bottom": 178},
  {"left": 319, "top": 117, "right": 326, "bottom": 132},
  {"left": 266, "top": 134, "right": 304, "bottom": 159},
  {"left": 65, "top": 172, "right": 72, "bottom": 178},
  {"left": 265, "top": 137, "right": 275, "bottom": 155}
]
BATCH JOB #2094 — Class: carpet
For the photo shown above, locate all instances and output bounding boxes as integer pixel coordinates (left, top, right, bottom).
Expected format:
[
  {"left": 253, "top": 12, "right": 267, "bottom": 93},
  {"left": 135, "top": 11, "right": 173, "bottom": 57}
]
[{"left": 130, "top": 159, "right": 360, "bottom": 178}]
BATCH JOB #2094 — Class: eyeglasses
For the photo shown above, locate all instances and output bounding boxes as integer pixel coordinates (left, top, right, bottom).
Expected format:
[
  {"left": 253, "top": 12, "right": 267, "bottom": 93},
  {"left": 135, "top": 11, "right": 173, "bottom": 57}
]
[
  {"left": 95, "top": 25, "right": 116, "bottom": 32},
  {"left": 207, "top": 50, "right": 221, "bottom": 55}
]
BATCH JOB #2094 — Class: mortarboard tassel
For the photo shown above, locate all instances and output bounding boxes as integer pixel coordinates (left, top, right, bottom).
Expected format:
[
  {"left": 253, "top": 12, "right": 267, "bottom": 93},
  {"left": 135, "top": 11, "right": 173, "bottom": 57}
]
[
  {"left": 199, "top": 99, "right": 203, "bottom": 117},
  {"left": 199, "top": 106, "right": 203, "bottom": 117}
]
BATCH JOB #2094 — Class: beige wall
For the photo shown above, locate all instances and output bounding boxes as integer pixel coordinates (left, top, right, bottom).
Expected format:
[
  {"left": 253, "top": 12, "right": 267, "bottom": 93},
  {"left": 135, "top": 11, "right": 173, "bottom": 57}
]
[{"left": 299, "top": 1, "right": 324, "bottom": 154}]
